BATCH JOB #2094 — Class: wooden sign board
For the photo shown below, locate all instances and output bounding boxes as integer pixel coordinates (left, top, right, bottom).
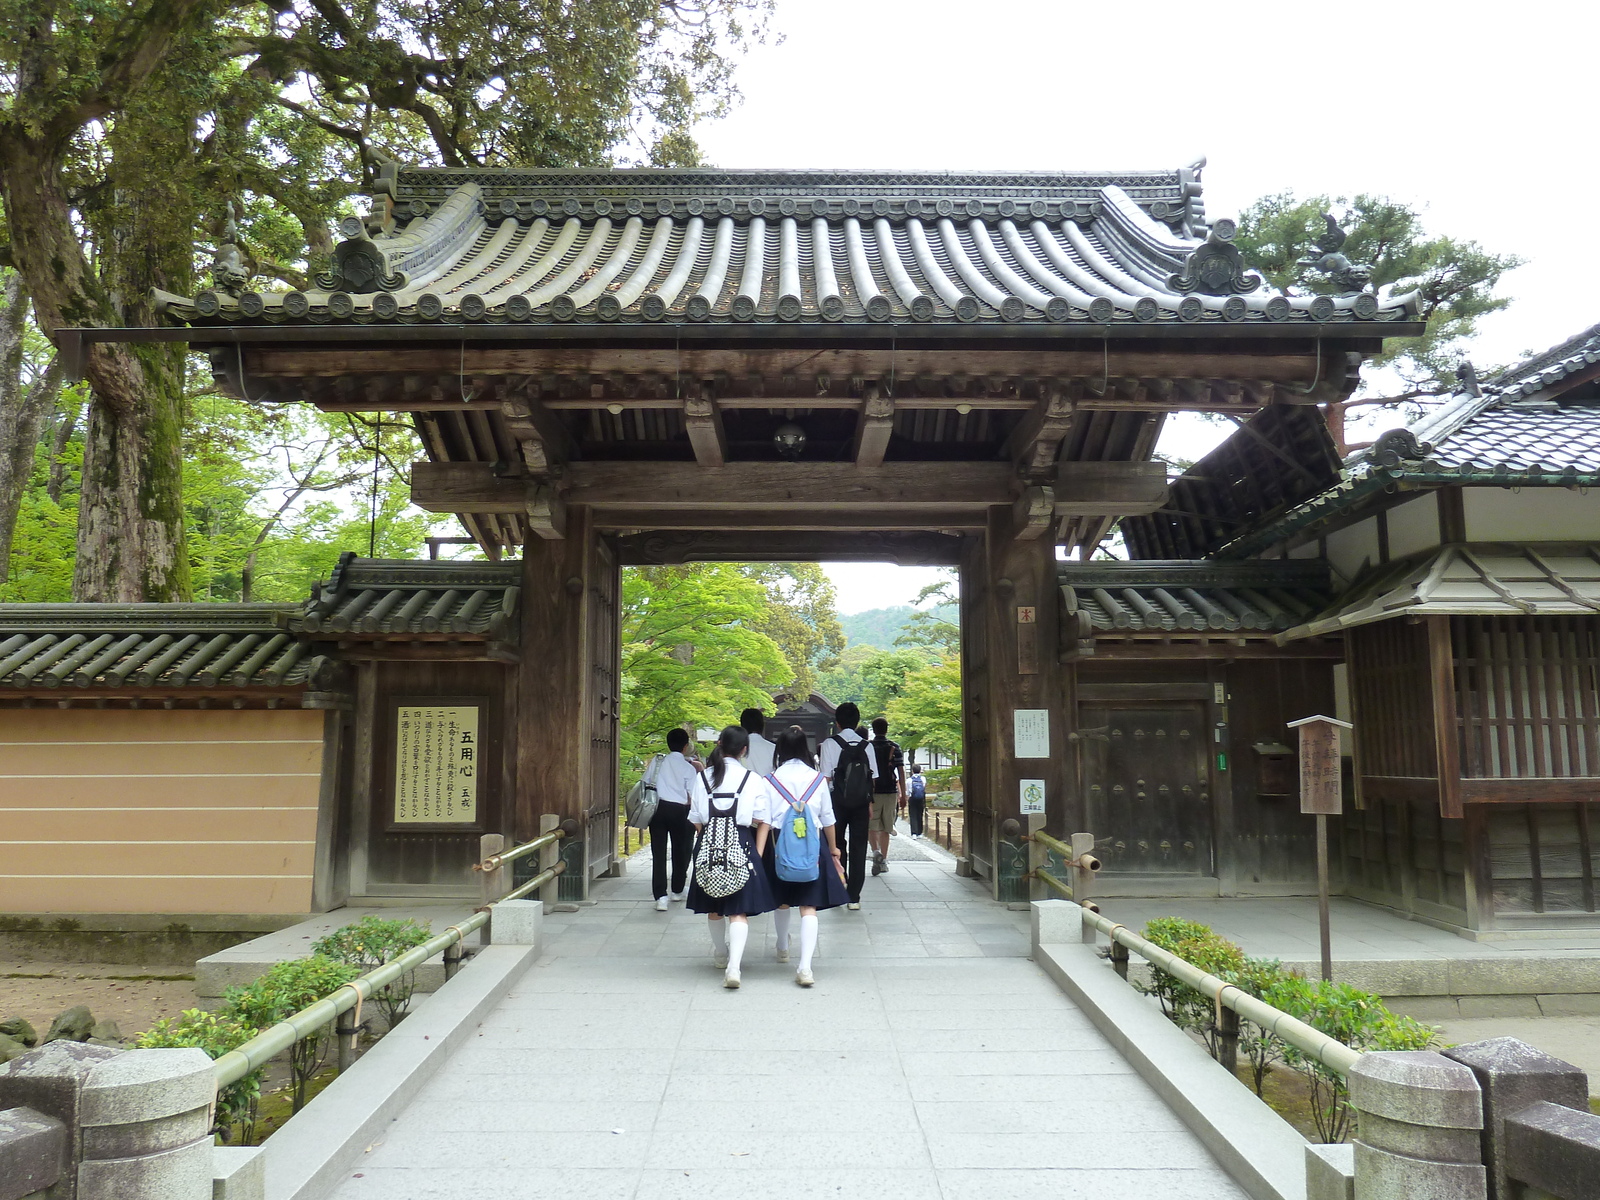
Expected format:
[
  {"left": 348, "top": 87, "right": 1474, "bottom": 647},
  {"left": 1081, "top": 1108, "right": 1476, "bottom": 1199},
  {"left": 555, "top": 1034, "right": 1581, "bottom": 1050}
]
[
  {"left": 1287, "top": 715, "right": 1351, "bottom": 816},
  {"left": 1017, "top": 605, "right": 1039, "bottom": 675},
  {"left": 394, "top": 705, "right": 480, "bottom": 825}
]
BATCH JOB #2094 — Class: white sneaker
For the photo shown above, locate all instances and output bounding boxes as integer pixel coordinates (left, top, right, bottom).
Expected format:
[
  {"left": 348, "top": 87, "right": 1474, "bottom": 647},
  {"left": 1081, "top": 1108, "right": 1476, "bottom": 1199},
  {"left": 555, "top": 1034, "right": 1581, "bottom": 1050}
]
[
  {"left": 846, "top": 902, "right": 861, "bottom": 911},
  {"left": 713, "top": 953, "right": 729, "bottom": 969},
  {"left": 670, "top": 890, "right": 687, "bottom": 902},
  {"left": 776, "top": 945, "right": 790, "bottom": 963},
  {"left": 723, "top": 969, "right": 741, "bottom": 989},
  {"left": 655, "top": 897, "right": 669, "bottom": 912},
  {"left": 796, "top": 969, "right": 814, "bottom": 988}
]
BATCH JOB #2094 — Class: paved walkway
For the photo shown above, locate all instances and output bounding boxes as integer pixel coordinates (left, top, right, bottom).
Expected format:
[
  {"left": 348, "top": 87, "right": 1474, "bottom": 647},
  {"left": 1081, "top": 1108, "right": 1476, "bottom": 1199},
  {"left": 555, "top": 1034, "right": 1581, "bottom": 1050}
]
[{"left": 327, "top": 838, "right": 1247, "bottom": 1200}]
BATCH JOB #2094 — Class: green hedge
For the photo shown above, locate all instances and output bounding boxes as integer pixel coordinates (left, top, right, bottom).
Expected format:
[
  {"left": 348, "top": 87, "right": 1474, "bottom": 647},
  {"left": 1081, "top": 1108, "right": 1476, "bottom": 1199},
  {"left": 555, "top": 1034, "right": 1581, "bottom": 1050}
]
[{"left": 1138, "top": 918, "right": 1438, "bottom": 1143}]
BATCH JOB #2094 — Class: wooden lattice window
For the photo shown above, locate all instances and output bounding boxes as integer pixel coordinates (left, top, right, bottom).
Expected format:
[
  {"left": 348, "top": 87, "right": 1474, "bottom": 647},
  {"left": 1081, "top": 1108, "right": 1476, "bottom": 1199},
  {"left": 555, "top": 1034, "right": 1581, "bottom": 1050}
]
[{"left": 1452, "top": 617, "right": 1600, "bottom": 779}]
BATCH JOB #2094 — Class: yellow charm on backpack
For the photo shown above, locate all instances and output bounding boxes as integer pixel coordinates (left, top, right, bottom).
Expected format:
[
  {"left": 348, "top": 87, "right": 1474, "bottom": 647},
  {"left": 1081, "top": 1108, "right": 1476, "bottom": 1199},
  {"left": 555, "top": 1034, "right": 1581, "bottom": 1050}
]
[{"left": 792, "top": 814, "right": 807, "bottom": 838}]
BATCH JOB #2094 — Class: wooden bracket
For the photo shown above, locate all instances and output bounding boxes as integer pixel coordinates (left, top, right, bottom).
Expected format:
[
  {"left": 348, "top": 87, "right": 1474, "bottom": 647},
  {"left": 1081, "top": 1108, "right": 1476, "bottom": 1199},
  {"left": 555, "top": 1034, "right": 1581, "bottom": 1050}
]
[
  {"left": 683, "top": 390, "right": 727, "bottom": 466},
  {"left": 852, "top": 385, "right": 895, "bottom": 469},
  {"left": 1008, "top": 383, "right": 1077, "bottom": 479},
  {"left": 526, "top": 482, "right": 567, "bottom": 540},
  {"left": 1013, "top": 485, "right": 1056, "bottom": 540},
  {"left": 501, "top": 393, "right": 573, "bottom": 474}
]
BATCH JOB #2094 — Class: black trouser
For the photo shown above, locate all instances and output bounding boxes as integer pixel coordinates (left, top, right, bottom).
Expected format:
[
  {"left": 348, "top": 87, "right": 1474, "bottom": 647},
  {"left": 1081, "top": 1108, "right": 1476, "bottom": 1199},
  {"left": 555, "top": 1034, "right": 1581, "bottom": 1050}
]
[
  {"left": 649, "top": 800, "right": 693, "bottom": 899},
  {"left": 909, "top": 796, "right": 925, "bottom": 836},
  {"left": 835, "top": 804, "right": 870, "bottom": 901}
]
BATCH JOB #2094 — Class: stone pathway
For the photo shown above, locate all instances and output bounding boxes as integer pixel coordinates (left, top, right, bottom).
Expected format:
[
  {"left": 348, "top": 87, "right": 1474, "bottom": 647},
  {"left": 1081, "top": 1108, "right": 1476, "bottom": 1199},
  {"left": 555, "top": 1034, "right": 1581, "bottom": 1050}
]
[{"left": 327, "top": 856, "right": 1247, "bottom": 1199}]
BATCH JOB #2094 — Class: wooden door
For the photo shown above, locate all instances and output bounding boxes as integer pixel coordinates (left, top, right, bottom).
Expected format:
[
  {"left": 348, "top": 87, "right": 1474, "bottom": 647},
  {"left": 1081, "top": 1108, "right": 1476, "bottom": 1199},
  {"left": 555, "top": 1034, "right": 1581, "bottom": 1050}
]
[
  {"left": 585, "top": 540, "right": 620, "bottom": 884},
  {"left": 1081, "top": 703, "right": 1213, "bottom": 875}
]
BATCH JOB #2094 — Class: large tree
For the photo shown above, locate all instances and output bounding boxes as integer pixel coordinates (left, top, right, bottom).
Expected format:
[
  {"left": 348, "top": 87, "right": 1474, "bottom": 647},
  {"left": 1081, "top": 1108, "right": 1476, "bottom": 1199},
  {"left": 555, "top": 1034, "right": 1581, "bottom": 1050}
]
[
  {"left": 1235, "top": 194, "right": 1523, "bottom": 452},
  {"left": 0, "top": 0, "right": 770, "bottom": 597}
]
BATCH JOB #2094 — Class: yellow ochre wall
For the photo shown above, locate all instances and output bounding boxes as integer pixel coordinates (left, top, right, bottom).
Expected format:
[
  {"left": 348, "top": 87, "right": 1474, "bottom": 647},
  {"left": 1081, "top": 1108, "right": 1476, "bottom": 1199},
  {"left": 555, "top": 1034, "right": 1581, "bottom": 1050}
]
[{"left": 0, "top": 708, "right": 325, "bottom": 915}]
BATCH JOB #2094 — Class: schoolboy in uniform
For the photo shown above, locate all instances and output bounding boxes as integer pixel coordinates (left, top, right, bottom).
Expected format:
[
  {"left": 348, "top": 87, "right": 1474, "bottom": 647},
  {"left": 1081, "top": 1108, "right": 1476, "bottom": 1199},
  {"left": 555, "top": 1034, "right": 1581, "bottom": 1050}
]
[
  {"left": 741, "top": 707, "right": 776, "bottom": 776},
  {"left": 650, "top": 728, "right": 701, "bottom": 911},
  {"left": 818, "top": 701, "right": 878, "bottom": 910},
  {"left": 867, "top": 717, "right": 907, "bottom": 875}
]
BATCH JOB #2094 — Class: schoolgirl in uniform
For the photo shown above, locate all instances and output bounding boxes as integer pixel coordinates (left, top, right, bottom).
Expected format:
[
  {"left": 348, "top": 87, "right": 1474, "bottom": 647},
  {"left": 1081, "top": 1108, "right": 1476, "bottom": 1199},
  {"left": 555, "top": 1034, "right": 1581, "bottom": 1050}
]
[
  {"left": 756, "top": 726, "right": 849, "bottom": 987},
  {"left": 686, "top": 725, "right": 777, "bottom": 989}
]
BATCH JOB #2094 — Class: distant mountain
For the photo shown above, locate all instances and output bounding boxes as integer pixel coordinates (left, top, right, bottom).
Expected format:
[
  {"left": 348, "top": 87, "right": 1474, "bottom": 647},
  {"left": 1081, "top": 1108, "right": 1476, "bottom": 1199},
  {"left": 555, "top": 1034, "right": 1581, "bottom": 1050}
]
[
  {"left": 838, "top": 606, "right": 916, "bottom": 650},
  {"left": 839, "top": 604, "right": 958, "bottom": 650}
]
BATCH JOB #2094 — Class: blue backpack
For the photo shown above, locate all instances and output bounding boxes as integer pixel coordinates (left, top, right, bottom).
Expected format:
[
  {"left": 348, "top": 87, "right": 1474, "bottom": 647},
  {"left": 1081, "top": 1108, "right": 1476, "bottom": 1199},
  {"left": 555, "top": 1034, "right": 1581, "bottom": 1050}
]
[{"left": 769, "top": 773, "right": 824, "bottom": 882}]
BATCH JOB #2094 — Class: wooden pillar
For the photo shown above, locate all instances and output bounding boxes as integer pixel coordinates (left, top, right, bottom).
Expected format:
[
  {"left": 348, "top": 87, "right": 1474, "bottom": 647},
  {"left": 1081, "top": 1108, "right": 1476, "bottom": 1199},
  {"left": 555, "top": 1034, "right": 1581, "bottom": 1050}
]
[
  {"left": 517, "top": 505, "right": 597, "bottom": 840},
  {"left": 975, "top": 505, "right": 1069, "bottom": 899}
]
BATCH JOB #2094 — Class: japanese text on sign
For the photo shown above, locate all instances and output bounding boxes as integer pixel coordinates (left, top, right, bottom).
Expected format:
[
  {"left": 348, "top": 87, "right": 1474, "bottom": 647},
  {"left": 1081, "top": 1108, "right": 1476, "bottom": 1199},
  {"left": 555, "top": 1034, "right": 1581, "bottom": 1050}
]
[
  {"left": 1014, "top": 709, "right": 1050, "bottom": 759},
  {"left": 1020, "top": 779, "right": 1046, "bottom": 814},
  {"left": 394, "top": 705, "right": 480, "bottom": 825},
  {"left": 1289, "top": 715, "right": 1348, "bottom": 816}
]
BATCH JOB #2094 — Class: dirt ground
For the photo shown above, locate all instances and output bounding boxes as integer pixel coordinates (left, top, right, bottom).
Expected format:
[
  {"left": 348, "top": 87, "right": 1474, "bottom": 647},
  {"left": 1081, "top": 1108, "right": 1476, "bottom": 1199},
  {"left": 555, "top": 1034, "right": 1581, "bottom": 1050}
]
[{"left": 0, "top": 959, "right": 199, "bottom": 1043}]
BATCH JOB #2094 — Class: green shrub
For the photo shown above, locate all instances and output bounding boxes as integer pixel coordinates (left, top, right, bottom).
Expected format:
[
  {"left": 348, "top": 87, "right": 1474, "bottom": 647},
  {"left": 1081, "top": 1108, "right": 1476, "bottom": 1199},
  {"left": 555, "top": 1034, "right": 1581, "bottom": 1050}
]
[
  {"left": 1135, "top": 917, "right": 1440, "bottom": 1143},
  {"left": 312, "top": 916, "right": 433, "bottom": 1029},
  {"left": 920, "top": 766, "right": 962, "bottom": 791},
  {"left": 223, "top": 956, "right": 360, "bottom": 1113},
  {"left": 135, "top": 1008, "right": 262, "bottom": 1141}
]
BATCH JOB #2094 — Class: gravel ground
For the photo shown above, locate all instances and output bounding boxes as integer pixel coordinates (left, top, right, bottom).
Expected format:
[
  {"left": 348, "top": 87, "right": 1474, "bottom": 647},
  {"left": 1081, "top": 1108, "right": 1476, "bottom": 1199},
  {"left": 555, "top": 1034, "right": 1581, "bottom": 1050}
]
[{"left": 0, "top": 960, "right": 199, "bottom": 1043}]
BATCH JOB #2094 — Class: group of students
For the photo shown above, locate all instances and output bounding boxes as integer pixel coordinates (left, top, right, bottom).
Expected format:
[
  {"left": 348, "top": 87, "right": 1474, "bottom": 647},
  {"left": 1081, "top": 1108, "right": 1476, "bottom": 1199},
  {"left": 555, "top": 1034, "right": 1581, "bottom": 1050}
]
[{"left": 643, "top": 701, "right": 919, "bottom": 989}]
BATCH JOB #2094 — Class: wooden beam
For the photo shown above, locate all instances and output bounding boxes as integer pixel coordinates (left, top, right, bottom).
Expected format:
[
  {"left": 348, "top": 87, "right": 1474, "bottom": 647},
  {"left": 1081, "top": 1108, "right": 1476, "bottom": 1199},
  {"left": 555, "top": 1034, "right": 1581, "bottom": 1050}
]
[
  {"left": 1007, "top": 384, "right": 1076, "bottom": 479},
  {"left": 249, "top": 346, "right": 1328, "bottom": 385},
  {"left": 1460, "top": 778, "right": 1600, "bottom": 804},
  {"left": 1052, "top": 461, "right": 1167, "bottom": 516},
  {"left": 612, "top": 530, "right": 964, "bottom": 565},
  {"left": 1428, "top": 614, "right": 1464, "bottom": 818},
  {"left": 683, "top": 391, "right": 727, "bottom": 466},
  {"left": 1012, "top": 486, "right": 1055, "bottom": 540},
  {"left": 596, "top": 508, "right": 990, "bottom": 532},
  {"left": 852, "top": 386, "right": 894, "bottom": 469}
]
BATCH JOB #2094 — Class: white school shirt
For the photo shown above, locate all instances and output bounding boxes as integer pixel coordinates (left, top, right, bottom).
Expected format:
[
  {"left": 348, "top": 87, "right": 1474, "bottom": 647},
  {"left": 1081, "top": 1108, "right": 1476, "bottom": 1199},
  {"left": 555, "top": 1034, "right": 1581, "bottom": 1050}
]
[
  {"left": 766, "top": 760, "right": 836, "bottom": 830},
  {"left": 745, "top": 730, "right": 777, "bottom": 776},
  {"left": 687, "top": 761, "right": 774, "bottom": 828},
  {"left": 817, "top": 727, "right": 880, "bottom": 781},
  {"left": 654, "top": 751, "right": 699, "bottom": 806}
]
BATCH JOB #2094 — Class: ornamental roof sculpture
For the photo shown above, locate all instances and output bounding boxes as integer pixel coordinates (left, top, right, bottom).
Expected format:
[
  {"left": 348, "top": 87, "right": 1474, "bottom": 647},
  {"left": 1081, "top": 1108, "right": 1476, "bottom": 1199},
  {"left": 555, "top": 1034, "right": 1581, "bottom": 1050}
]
[{"left": 155, "top": 162, "right": 1419, "bottom": 331}]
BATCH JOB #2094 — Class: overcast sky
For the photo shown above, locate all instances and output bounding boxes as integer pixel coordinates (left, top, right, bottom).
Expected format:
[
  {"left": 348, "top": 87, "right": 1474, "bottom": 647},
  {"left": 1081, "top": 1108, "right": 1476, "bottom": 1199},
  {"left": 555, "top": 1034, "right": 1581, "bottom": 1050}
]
[{"left": 688, "top": 0, "right": 1594, "bottom": 612}]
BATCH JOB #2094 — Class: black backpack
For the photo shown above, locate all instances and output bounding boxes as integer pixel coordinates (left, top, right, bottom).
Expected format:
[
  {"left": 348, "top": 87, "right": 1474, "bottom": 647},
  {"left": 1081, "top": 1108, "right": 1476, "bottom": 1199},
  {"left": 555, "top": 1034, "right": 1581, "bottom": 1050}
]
[
  {"left": 830, "top": 734, "right": 874, "bottom": 812},
  {"left": 871, "top": 739, "right": 900, "bottom": 792}
]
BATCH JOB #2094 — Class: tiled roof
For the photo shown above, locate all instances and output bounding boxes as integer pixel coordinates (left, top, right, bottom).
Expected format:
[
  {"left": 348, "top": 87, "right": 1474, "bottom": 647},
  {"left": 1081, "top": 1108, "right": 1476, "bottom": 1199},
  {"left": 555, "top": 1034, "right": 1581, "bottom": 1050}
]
[
  {"left": 1279, "top": 543, "right": 1600, "bottom": 641},
  {"left": 292, "top": 555, "right": 520, "bottom": 638},
  {"left": 155, "top": 164, "right": 1417, "bottom": 331},
  {"left": 1215, "top": 325, "right": 1600, "bottom": 558},
  {"left": 0, "top": 605, "right": 317, "bottom": 689},
  {"left": 1060, "top": 560, "right": 1332, "bottom": 634}
]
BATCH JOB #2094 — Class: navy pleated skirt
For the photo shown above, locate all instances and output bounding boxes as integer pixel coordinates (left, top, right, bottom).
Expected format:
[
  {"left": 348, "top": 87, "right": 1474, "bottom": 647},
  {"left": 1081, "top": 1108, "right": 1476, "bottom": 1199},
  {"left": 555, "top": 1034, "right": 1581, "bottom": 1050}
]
[
  {"left": 762, "top": 839, "right": 851, "bottom": 910},
  {"left": 686, "top": 826, "right": 777, "bottom": 917}
]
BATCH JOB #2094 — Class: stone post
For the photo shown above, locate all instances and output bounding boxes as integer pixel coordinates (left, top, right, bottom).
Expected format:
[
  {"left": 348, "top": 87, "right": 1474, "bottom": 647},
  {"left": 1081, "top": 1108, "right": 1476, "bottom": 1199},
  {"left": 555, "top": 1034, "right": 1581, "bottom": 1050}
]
[
  {"left": 1348, "top": 1050, "right": 1486, "bottom": 1200},
  {"left": 488, "top": 899, "right": 544, "bottom": 948},
  {"left": 0, "top": 1104, "right": 67, "bottom": 1200},
  {"left": 0, "top": 1041, "right": 216, "bottom": 1200},
  {"left": 1029, "top": 899, "right": 1080, "bottom": 954},
  {"left": 1443, "top": 1037, "right": 1590, "bottom": 1200}
]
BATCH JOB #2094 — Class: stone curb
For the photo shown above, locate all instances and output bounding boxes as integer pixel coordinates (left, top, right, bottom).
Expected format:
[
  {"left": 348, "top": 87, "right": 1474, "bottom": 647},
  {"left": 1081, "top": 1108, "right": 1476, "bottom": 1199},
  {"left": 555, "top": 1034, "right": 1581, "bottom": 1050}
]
[
  {"left": 259, "top": 942, "right": 540, "bottom": 1200},
  {"left": 1034, "top": 939, "right": 1309, "bottom": 1200}
]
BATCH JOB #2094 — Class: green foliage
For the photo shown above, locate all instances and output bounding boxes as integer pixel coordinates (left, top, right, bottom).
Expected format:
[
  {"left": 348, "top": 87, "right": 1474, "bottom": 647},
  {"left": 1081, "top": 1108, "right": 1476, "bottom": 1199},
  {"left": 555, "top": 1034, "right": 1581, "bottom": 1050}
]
[
  {"left": 223, "top": 956, "right": 361, "bottom": 1112},
  {"left": 1136, "top": 918, "right": 1439, "bottom": 1143},
  {"left": 135, "top": 1008, "right": 263, "bottom": 1141},
  {"left": 738, "top": 563, "right": 845, "bottom": 700},
  {"left": 620, "top": 564, "right": 792, "bottom": 777},
  {"left": 896, "top": 570, "right": 960, "bottom": 655},
  {"left": 1235, "top": 193, "right": 1524, "bottom": 392},
  {"left": 886, "top": 657, "right": 963, "bottom": 758},
  {"left": 311, "top": 916, "right": 432, "bottom": 1029}
]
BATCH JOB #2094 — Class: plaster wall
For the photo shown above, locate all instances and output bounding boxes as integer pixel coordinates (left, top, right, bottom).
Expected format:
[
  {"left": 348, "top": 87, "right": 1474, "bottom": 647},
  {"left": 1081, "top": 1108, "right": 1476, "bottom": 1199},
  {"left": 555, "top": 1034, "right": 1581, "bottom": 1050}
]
[
  {"left": 1325, "top": 517, "right": 1381, "bottom": 583},
  {"left": 1464, "top": 487, "right": 1600, "bottom": 541},
  {"left": 1387, "top": 493, "right": 1439, "bottom": 557},
  {"left": 0, "top": 708, "right": 324, "bottom": 914}
]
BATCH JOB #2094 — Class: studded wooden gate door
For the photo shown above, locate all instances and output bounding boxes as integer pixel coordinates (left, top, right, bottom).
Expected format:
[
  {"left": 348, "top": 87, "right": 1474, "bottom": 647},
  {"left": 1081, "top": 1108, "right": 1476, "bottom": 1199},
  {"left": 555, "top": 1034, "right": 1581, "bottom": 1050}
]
[
  {"left": 586, "top": 539, "right": 620, "bottom": 886},
  {"left": 1081, "top": 704, "right": 1213, "bottom": 875}
]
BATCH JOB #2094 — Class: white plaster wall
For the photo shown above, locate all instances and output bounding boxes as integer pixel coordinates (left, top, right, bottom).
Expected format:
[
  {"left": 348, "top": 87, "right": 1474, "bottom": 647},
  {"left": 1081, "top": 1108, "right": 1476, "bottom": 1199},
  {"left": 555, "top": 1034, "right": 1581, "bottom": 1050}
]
[
  {"left": 1463, "top": 487, "right": 1600, "bottom": 541},
  {"left": 1386, "top": 493, "right": 1439, "bottom": 557},
  {"left": 1325, "top": 517, "right": 1381, "bottom": 583}
]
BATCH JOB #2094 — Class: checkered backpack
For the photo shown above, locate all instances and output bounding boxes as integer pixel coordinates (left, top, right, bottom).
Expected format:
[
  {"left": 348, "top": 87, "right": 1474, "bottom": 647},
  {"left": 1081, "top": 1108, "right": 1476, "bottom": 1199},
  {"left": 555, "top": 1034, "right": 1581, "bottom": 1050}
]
[{"left": 693, "top": 771, "right": 752, "bottom": 899}]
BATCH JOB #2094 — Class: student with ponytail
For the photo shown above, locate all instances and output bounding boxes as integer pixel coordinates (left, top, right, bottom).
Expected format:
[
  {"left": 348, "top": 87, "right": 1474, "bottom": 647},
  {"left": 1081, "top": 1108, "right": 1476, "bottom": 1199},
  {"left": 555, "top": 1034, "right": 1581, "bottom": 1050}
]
[
  {"left": 757, "top": 726, "right": 848, "bottom": 987},
  {"left": 685, "top": 724, "right": 777, "bottom": 988}
]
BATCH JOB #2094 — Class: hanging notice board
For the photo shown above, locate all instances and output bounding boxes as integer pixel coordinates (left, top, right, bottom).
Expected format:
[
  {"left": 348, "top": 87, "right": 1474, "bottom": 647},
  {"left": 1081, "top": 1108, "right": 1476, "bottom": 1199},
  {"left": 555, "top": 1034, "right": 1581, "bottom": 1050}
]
[{"left": 392, "top": 703, "right": 481, "bottom": 827}]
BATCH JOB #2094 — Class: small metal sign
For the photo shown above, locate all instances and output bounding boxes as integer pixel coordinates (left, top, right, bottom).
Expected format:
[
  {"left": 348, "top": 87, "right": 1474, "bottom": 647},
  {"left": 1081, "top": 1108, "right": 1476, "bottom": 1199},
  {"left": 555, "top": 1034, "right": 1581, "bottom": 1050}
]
[
  {"left": 1020, "top": 779, "right": 1046, "bottom": 814},
  {"left": 1288, "top": 715, "right": 1350, "bottom": 816}
]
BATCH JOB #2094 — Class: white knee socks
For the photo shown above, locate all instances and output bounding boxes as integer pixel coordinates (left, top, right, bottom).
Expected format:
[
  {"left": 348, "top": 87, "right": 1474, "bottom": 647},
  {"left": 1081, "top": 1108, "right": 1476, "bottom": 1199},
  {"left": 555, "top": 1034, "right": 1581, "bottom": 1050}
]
[
  {"left": 773, "top": 907, "right": 792, "bottom": 953},
  {"left": 709, "top": 918, "right": 728, "bottom": 956},
  {"left": 727, "top": 920, "right": 749, "bottom": 972},
  {"left": 799, "top": 913, "right": 819, "bottom": 973}
]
